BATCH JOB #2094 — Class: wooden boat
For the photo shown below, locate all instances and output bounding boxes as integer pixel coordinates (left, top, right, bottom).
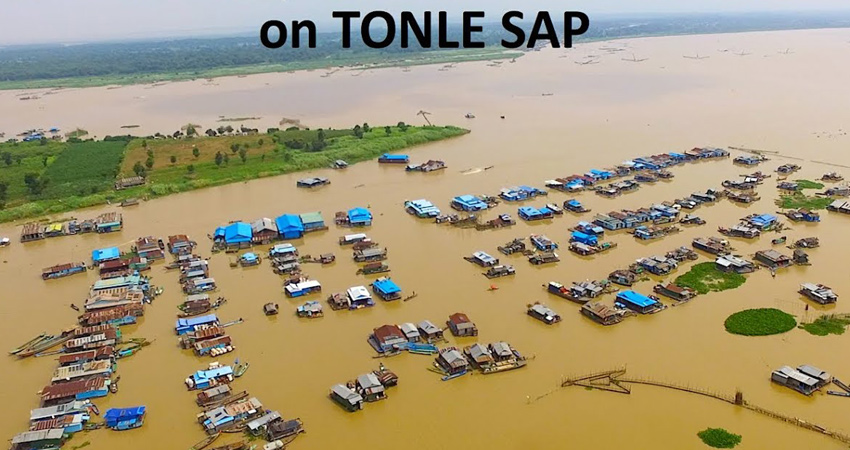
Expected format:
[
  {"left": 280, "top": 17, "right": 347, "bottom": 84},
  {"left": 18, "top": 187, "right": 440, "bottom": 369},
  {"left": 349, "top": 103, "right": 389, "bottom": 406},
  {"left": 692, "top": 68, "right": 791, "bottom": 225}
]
[
  {"left": 356, "top": 262, "right": 390, "bottom": 275},
  {"left": 234, "top": 362, "right": 249, "bottom": 378},
  {"left": 9, "top": 332, "right": 49, "bottom": 355},
  {"left": 199, "top": 390, "right": 249, "bottom": 409},
  {"left": 772, "top": 236, "right": 787, "bottom": 245},
  {"left": 16, "top": 331, "right": 73, "bottom": 358},
  {"left": 827, "top": 391, "right": 850, "bottom": 397},
  {"left": 119, "top": 198, "right": 139, "bottom": 207},
  {"left": 190, "top": 432, "right": 221, "bottom": 450},
  {"left": 207, "top": 442, "right": 247, "bottom": 450}
]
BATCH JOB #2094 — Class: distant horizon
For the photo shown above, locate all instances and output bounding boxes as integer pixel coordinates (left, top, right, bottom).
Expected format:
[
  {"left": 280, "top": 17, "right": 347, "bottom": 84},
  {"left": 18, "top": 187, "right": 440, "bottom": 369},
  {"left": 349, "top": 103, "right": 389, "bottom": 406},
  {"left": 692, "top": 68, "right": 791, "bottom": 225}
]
[{"left": 3, "top": 8, "right": 850, "bottom": 47}]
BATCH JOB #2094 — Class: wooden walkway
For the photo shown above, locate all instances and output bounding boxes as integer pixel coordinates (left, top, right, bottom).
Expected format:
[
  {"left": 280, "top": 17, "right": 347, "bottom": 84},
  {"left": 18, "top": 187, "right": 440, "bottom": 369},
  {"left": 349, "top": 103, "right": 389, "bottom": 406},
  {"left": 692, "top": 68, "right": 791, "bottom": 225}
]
[{"left": 559, "top": 368, "right": 850, "bottom": 445}]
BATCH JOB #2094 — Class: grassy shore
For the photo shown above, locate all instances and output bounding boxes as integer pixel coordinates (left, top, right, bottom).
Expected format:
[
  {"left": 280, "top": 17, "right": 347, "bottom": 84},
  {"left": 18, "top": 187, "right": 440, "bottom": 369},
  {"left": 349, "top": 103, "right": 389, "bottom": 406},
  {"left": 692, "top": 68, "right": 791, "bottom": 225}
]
[
  {"left": 674, "top": 262, "right": 747, "bottom": 295},
  {"left": 724, "top": 308, "right": 797, "bottom": 336},
  {"left": 0, "top": 48, "right": 520, "bottom": 91},
  {"left": 0, "top": 125, "right": 468, "bottom": 223}
]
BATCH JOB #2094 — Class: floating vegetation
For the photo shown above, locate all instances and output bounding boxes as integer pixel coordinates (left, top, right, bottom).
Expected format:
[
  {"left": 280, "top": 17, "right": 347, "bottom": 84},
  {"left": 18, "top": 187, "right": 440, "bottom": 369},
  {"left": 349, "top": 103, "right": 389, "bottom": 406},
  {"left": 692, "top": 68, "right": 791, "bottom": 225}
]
[
  {"left": 120, "top": 124, "right": 140, "bottom": 129},
  {"left": 674, "top": 262, "right": 746, "bottom": 295},
  {"left": 794, "top": 179, "right": 825, "bottom": 190},
  {"left": 725, "top": 308, "right": 796, "bottom": 336},
  {"left": 697, "top": 428, "right": 742, "bottom": 448},
  {"left": 800, "top": 314, "right": 850, "bottom": 336},
  {"left": 217, "top": 116, "right": 262, "bottom": 122},
  {"left": 776, "top": 194, "right": 833, "bottom": 210}
]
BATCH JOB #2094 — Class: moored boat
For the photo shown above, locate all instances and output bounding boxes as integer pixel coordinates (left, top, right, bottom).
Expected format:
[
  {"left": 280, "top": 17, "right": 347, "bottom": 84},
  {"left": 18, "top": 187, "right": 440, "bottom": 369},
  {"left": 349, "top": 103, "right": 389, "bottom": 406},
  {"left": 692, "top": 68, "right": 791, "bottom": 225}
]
[{"left": 42, "top": 262, "right": 88, "bottom": 280}]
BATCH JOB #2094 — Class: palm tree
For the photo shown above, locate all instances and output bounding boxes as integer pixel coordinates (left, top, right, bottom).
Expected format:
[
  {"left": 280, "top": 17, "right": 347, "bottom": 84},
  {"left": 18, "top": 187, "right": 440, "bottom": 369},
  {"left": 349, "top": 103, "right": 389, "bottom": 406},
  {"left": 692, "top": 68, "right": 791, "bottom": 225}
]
[{"left": 417, "top": 110, "right": 433, "bottom": 126}]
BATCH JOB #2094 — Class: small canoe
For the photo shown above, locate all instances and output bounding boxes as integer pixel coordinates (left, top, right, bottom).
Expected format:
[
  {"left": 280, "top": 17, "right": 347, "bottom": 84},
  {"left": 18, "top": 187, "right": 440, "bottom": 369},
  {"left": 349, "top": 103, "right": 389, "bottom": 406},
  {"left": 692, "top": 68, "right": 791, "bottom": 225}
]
[
  {"left": 234, "top": 362, "right": 249, "bottom": 378},
  {"left": 827, "top": 390, "right": 850, "bottom": 397},
  {"left": 190, "top": 432, "right": 221, "bottom": 450}
]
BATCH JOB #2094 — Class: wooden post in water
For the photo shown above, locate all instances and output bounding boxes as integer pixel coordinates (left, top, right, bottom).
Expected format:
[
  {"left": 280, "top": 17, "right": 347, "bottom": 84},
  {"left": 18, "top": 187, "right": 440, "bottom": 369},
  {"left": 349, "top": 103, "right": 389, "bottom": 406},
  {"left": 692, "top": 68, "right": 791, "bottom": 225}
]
[{"left": 734, "top": 390, "right": 744, "bottom": 405}]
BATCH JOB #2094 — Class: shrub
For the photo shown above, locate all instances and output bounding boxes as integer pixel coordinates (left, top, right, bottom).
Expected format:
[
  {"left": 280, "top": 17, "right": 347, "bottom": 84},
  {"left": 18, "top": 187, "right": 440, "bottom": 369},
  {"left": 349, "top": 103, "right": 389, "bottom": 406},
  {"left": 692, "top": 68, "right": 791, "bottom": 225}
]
[{"left": 697, "top": 428, "right": 741, "bottom": 448}]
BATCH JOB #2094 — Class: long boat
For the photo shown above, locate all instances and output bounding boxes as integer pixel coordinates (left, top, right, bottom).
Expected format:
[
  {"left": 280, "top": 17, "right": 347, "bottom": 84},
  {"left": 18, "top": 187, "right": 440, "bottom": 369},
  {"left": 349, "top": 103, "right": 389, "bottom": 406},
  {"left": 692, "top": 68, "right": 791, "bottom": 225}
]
[
  {"left": 16, "top": 330, "right": 75, "bottom": 358},
  {"left": 42, "top": 262, "right": 88, "bottom": 280},
  {"left": 9, "top": 333, "right": 49, "bottom": 355},
  {"left": 189, "top": 432, "right": 221, "bottom": 450}
]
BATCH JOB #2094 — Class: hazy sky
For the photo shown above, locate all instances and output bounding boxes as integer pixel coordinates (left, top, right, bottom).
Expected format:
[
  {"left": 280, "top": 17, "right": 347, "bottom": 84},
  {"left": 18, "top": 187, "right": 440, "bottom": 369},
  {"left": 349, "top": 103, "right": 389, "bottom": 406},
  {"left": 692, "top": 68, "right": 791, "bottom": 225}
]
[{"left": 2, "top": 0, "right": 849, "bottom": 44}]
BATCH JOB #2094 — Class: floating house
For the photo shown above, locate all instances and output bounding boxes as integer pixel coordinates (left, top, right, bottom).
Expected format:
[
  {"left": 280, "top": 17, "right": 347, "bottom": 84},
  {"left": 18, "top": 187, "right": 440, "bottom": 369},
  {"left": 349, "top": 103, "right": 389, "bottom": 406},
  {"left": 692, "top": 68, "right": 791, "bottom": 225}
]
[
  {"left": 715, "top": 255, "right": 756, "bottom": 274},
  {"left": 347, "top": 207, "right": 373, "bottom": 227},
  {"left": 95, "top": 212, "right": 123, "bottom": 233},
  {"left": 517, "top": 206, "right": 554, "bottom": 221},
  {"left": 593, "top": 214, "right": 625, "bottom": 231},
  {"left": 464, "top": 251, "right": 499, "bottom": 267},
  {"left": 692, "top": 237, "right": 731, "bottom": 255},
  {"left": 175, "top": 314, "right": 219, "bottom": 335},
  {"left": 378, "top": 153, "right": 409, "bottom": 164},
  {"left": 530, "top": 234, "right": 558, "bottom": 251},
  {"left": 219, "top": 222, "right": 253, "bottom": 249},
  {"left": 799, "top": 283, "right": 838, "bottom": 305},
  {"left": 353, "top": 247, "right": 387, "bottom": 262},
  {"left": 744, "top": 214, "right": 778, "bottom": 230},
  {"left": 783, "top": 209, "right": 820, "bottom": 222},
  {"left": 372, "top": 277, "right": 402, "bottom": 301},
  {"left": 527, "top": 303, "right": 561, "bottom": 324},
  {"left": 10, "top": 430, "right": 65, "bottom": 450},
  {"left": 447, "top": 313, "right": 478, "bottom": 337},
  {"left": 275, "top": 215, "right": 304, "bottom": 240},
  {"left": 399, "top": 323, "right": 421, "bottom": 342},
  {"left": 52, "top": 360, "right": 113, "bottom": 383},
  {"left": 296, "top": 300, "right": 323, "bottom": 318},
  {"left": 570, "top": 231, "right": 597, "bottom": 247},
  {"left": 346, "top": 286, "right": 374, "bottom": 309},
  {"left": 330, "top": 384, "right": 364, "bottom": 412},
  {"left": 30, "top": 413, "right": 89, "bottom": 434},
  {"left": 42, "top": 262, "right": 87, "bottom": 280},
  {"left": 247, "top": 411, "right": 282, "bottom": 437},
  {"left": 733, "top": 155, "right": 765, "bottom": 166},
  {"left": 92, "top": 247, "right": 121, "bottom": 264},
  {"left": 370, "top": 325, "right": 407, "bottom": 353},
  {"left": 339, "top": 233, "right": 368, "bottom": 246},
  {"left": 499, "top": 186, "right": 547, "bottom": 202},
  {"left": 636, "top": 256, "right": 677, "bottom": 276},
  {"left": 405, "top": 199, "right": 441, "bottom": 218},
  {"left": 356, "top": 373, "right": 387, "bottom": 402},
  {"left": 653, "top": 283, "right": 697, "bottom": 302},
  {"left": 30, "top": 401, "right": 92, "bottom": 423},
  {"left": 434, "top": 347, "right": 469, "bottom": 379},
  {"left": 718, "top": 224, "right": 760, "bottom": 239},
  {"left": 754, "top": 249, "right": 793, "bottom": 269},
  {"left": 573, "top": 221, "right": 605, "bottom": 235},
  {"left": 250, "top": 218, "right": 277, "bottom": 244},
  {"left": 828, "top": 200, "right": 850, "bottom": 214},
  {"left": 451, "top": 195, "right": 489, "bottom": 212},
  {"left": 297, "top": 177, "right": 330, "bottom": 188},
  {"left": 406, "top": 160, "right": 446, "bottom": 172},
  {"left": 417, "top": 320, "right": 444, "bottom": 342},
  {"left": 564, "top": 199, "right": 590, "bottom": 213},
  {"left": 134, "top": 236, "right": 165, "bottom": 260},
  {"left": 41, "top": 378, "right": 109, "bottom": 406},
  {"left": 581, "top": 302, "right": 627, "bottom": 326},
  {"left": 200, "top": 397, "right": 264, "bottom": 433},
  {"left": 185, "top": 365, "right": 234, "bottom": 390},
  {"left": 285, "top": 279, "right": 322, "bottom": 298},
  {"left": 104, "top": 406, "right": 146, "bottom": 430},
  {"left": 771, "top": 366, "right": 821, "bottom": 395},
  {"left": 615, "top": 290, "right": 663, "bottom": 314},
  {"left": 299, "top": 212, "right": 327, "bottom": 232},
  {"left": 269, "top": 243, "right": 297, "bottom": 258},
  {"left": 167, "top": 235, "right": 195, "bottom": 255}
]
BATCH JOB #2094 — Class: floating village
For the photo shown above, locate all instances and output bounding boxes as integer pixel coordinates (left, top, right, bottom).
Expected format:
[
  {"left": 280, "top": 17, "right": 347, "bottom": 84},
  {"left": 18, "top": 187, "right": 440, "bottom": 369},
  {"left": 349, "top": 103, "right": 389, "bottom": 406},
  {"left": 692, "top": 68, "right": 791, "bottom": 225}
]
[{"left": 6, "top": 144, "right": 850, "bottom": 450}]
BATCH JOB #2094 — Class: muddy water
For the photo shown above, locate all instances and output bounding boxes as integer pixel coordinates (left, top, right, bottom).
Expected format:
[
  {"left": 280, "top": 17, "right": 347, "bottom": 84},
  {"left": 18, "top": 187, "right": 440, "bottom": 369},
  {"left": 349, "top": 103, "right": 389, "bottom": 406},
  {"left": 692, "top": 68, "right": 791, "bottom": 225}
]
[{"left": 2, "top": 29, "right": 850, "bottom": 450}]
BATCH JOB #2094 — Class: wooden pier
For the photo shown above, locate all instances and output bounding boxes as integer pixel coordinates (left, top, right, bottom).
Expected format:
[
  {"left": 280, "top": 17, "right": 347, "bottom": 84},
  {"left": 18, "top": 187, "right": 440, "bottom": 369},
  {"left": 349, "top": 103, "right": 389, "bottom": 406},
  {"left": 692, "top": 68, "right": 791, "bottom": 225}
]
[{"left": 558, "top": 368, "right": 850, "bottom": 445}]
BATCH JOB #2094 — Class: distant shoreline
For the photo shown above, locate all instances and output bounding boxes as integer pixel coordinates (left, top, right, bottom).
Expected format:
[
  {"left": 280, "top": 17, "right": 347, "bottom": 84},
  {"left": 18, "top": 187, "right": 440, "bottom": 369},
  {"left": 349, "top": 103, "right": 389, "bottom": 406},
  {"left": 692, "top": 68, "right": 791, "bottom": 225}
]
[{"left": 2, "top": 12, "right": 849, "bottom": 91}]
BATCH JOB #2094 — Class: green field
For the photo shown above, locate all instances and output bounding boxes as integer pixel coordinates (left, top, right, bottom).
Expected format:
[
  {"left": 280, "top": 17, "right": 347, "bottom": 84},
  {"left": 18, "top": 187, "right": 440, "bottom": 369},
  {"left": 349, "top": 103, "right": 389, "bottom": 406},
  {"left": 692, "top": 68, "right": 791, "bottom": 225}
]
[{"left": 0, "top": 125, "right": 467, "bottom": 223}]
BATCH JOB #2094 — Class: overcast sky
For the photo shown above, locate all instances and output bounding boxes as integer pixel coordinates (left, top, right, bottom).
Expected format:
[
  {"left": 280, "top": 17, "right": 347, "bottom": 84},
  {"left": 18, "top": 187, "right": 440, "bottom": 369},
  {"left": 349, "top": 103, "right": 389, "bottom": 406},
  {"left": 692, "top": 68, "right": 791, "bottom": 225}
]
[{"left": 2, "top": 0, "right": 849, "bottom": 45}]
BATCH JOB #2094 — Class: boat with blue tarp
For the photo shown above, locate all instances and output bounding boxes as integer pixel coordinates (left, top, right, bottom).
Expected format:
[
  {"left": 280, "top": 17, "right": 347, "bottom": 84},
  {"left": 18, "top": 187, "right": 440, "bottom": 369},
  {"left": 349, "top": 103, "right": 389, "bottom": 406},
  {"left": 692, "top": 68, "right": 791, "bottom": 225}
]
[{"left": 104, "top": 406, "right": 146, "bottom": 430}]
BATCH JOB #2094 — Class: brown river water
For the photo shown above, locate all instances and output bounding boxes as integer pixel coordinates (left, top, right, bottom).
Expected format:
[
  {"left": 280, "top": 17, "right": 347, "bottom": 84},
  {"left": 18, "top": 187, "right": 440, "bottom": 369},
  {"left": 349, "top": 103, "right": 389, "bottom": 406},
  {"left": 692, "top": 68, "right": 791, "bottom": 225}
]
[{"left": 2, "top": 29, "right": 850, "bottom": 449}]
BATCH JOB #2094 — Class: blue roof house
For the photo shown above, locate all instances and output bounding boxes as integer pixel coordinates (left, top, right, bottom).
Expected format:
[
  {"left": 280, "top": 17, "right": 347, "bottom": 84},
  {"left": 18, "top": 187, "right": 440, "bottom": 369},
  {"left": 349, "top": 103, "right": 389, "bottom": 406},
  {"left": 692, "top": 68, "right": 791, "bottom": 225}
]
[
  {"left": 570, "top": 231, "right": 598, "bottom": 246},
  {"left": 748, "top": 214, "right": 778, "bottom": 230},
  {"left": 275, "top": 214, "right": 304, "bottom": 239},
  {"left": 223, "top": 222, "right": 252, "bottom": 246},
  {"left": 405, "top": 199, "right": 441, "bottom": 218},
  {"left": 372, "top": 278, "right": 402, "bottom": 301},
  {"left": 348, "top": 207, "right": 372, "bottom": 227},
  {"left": 451, "top": 195, "right": 489, "bottom": 211},
  {"left": 175, "top": 314, "right": 219, "bottom": 335},
  {"left": 104, "top": 406, "right": 146, "bottom": 430},
  {"left": 92, "top": 247, "right": 121, "bottom": 263},
  {"left": 615, "top": 290, "right": 662, "bottom": 314}
]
